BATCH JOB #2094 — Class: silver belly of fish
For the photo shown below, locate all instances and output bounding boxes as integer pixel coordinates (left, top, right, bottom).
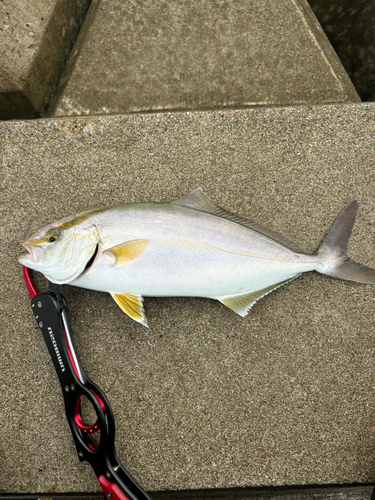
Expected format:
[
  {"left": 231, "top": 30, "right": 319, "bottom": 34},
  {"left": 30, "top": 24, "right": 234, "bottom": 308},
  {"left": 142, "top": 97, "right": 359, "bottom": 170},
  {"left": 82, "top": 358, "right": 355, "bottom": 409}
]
[{"left": 72, "top": 238, "right": 315, "bottom": 298}]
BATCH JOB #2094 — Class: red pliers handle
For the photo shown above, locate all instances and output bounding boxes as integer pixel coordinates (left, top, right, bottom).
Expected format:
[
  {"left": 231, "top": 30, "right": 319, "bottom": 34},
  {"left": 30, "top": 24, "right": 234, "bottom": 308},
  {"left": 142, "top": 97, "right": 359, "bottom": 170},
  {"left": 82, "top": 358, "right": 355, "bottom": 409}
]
[{"left": 23, "top": 266, "right": 152, "bottom": 500}]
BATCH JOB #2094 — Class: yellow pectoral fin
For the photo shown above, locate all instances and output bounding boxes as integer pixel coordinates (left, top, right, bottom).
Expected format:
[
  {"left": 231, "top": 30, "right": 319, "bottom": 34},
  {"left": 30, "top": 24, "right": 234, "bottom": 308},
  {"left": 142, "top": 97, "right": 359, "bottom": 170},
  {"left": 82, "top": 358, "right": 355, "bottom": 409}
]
[
  {"left": 111, "top": 293, "right": 148, "bottom": 327},
  {"left": 219, "top": 276, "right": 300, "bottom": 317},
  {"left": 105, "top": 239, "right": 149, "bottom": 266}
]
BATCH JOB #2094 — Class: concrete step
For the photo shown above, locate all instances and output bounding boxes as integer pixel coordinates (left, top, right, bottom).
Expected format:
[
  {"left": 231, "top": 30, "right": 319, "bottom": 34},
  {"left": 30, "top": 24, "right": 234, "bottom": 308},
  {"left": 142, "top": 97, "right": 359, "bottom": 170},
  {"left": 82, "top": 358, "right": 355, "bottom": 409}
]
[
  {"left": 1, "top": 102, "right": 375, "bottom": 495},
  {"left": 48, "top": 0, "right": 359, "bottom": 118},
  {"left": 0, "top": 0, "right": 90, "bottom": 120}
]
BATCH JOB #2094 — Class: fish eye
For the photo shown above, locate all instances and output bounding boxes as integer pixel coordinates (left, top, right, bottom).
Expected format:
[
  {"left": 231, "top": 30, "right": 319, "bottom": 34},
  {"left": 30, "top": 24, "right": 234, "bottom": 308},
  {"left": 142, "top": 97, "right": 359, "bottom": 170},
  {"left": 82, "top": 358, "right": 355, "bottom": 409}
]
[{"left": 46, "top": 229, "right": 60, "bottom": 243}]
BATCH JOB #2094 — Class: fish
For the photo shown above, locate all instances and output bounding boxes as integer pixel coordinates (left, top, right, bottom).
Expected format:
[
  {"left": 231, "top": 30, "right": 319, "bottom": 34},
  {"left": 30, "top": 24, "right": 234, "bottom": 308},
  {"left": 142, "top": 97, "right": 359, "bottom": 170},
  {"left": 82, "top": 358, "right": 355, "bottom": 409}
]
[{"left": 19, "top": 188, "right": 375, "bottom": 327}]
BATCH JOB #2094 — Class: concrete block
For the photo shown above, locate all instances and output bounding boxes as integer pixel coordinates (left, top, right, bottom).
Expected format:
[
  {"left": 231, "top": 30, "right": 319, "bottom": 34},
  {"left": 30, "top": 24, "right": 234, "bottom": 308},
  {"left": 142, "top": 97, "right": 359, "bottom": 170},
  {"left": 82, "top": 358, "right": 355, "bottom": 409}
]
[
  {"left": 0, "top": 0, "right": 90, "bottom": 120},
  {"left": 48, "top": 0, "right": 360, "bottom": 118},
  {"left": 1, "top": 103, "right": 375, "bottom": 494}
]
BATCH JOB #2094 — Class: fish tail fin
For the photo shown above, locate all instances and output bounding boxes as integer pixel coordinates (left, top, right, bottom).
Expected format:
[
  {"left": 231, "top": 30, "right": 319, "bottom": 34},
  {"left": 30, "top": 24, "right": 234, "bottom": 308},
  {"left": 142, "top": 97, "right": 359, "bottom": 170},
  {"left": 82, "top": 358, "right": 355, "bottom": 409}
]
[{"left": 316, "top": 200, "right": 375, "bottom": 284}]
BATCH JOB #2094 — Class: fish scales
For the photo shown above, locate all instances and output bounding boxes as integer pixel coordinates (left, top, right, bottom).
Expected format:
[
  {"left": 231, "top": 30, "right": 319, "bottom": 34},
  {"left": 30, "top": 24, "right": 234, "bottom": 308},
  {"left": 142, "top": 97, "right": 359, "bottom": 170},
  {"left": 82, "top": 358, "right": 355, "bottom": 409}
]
[{"left": 74, "top": 204, "right": 311, "bottom": 296}]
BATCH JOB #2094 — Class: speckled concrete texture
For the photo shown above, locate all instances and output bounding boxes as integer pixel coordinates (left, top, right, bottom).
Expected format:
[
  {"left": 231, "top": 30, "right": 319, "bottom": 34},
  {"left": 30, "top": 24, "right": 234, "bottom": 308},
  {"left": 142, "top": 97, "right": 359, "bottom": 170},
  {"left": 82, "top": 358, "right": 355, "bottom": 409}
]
[
  {"left": 0, "top": 0, "right": 90, "bottom": 119},
  {"left": 48, "top": 0, "right": 359, "bottom": 118},
  {"left": 1, "top": 103, "right": 375, "bottom": 494}
]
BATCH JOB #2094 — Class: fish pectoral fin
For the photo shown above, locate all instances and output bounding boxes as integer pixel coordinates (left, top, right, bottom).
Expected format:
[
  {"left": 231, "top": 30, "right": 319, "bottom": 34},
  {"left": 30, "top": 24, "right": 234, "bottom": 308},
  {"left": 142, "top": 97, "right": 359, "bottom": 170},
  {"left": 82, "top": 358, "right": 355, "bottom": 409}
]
[
  {"left": 111, "top": 293, "right": 148, "bottom": 327},
  {"left": 104, "top": 239, "right": 149, "bottom": 266},
  {"left": 218, "top": 276, "right": 300, "bottom": 316}
]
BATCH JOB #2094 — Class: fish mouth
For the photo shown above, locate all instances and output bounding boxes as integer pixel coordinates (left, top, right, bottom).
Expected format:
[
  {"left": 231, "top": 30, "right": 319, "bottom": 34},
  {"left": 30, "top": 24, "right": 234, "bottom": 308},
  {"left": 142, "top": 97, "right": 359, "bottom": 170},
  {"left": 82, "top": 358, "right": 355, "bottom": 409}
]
[{"left": 18, "top": 242, "right": 44, "bottom": 265}]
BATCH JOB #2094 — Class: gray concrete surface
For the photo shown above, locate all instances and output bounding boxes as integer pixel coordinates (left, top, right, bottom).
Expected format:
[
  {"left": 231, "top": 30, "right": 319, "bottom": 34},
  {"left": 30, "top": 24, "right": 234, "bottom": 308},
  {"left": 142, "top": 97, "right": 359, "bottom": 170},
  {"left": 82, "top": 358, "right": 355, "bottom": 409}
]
[
  {"left": 48, "top": 0, "right": 359, "bottom": 118},
  {"left": 1, "top": 103, "right": 375, "bottom": 495},
  {"left": 0, "top": 0, "right": 90, "bottom": 120}
]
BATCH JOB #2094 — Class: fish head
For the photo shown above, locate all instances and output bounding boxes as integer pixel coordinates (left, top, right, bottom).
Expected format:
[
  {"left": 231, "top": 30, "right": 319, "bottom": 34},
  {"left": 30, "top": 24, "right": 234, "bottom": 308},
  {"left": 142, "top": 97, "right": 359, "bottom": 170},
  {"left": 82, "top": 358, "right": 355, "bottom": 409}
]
[{"left": 19, "top": 215, "right": 100, "bottom": 284}]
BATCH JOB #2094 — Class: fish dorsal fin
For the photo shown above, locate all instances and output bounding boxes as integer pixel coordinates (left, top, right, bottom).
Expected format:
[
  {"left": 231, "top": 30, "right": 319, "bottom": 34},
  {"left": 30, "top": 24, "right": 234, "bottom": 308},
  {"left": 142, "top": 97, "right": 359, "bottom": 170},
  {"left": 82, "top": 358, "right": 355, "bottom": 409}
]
[
  {"left": 172, "top": 188, "right": 301, "bottom": 252},
  {"left": 111, "top": 293, "right": 148, "bottom": 327},
  {"left": 219, "top": 276, "right": 301, "bottom": 317},
  {"left": 172, "top": 188, "right": 224, "bottom": 214}
]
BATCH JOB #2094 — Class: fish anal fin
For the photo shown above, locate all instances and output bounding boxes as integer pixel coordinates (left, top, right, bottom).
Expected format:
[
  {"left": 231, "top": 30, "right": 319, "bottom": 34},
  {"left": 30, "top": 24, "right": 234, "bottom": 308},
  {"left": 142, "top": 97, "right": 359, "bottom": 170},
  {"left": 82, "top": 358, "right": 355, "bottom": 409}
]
[
  {"left": 172, "top": 189, "right": 301, "bottom": 252},
  {"left": 105, "top": 239, "right": 149, "bottom": 266},
  {"left": 111, "top": 293, "right": 148, "bottom": 327},
  {"left": 219, "top": 276, "right": 300, "bottom": 316}
]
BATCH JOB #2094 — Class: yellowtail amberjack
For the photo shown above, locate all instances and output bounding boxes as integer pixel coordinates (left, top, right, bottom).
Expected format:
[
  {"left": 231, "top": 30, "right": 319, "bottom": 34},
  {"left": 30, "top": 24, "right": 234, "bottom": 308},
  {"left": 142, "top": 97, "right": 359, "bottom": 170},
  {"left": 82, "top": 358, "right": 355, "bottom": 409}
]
[{"left": 19, "top": 189, "right": 375, "bottom": 326}]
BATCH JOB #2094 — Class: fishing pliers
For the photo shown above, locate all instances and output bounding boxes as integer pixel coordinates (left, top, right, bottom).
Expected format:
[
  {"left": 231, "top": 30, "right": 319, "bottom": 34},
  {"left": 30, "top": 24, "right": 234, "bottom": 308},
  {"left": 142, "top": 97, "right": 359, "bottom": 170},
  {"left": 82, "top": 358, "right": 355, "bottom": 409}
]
[{"left": 23, "top": 266, "right": 152, "bottom": 500}]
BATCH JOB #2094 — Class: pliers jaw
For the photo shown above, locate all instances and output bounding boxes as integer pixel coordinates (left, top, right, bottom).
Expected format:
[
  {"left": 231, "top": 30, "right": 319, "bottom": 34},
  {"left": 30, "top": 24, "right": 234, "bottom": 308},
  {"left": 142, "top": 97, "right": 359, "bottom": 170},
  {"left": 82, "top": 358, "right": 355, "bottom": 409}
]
[{"left": 23, "top": 266, "right": 152, "bottom": 500}]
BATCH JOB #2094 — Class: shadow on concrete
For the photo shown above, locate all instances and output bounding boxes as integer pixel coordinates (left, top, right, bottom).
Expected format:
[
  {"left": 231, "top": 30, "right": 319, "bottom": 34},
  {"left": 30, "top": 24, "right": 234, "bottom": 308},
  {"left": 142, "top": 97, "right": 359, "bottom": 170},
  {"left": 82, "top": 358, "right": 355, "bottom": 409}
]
[
  {"left": 308, "top": 0, "right": 375, "bottom": 101},
  {"left": 0, "top": 91, "right": 38, "bottom": 120},
  {"left": 0, "top": 0, "right": 91, "bottom": 121}
]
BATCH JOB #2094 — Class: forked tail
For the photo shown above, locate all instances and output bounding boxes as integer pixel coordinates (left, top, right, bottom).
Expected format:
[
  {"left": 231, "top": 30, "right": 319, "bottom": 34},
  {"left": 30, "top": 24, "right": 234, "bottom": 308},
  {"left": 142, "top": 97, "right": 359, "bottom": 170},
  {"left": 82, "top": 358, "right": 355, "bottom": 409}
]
[{"left": 316, "top": 200, "right": 375, "bottom": 283}]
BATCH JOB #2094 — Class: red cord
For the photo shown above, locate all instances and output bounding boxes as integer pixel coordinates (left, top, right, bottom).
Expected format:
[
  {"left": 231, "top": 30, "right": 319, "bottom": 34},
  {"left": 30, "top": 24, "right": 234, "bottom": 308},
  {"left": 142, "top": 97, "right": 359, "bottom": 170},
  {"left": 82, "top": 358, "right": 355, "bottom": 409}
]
[{"left": 23, "top": 266, "right": 37, "bottom": 299}]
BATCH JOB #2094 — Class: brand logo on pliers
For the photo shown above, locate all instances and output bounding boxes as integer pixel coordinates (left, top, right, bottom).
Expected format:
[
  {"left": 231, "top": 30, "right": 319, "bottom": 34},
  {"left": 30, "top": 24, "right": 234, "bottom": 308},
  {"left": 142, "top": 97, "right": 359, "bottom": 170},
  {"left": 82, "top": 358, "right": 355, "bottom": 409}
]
[{"left": 48, "top": 327, "right": 66, "bottom": 373}]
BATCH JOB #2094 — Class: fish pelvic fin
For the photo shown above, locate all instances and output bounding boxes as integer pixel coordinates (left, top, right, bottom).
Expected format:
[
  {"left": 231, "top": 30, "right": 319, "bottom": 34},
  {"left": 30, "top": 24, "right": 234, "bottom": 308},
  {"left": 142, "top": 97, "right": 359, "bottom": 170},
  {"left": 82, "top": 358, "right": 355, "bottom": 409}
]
[
  {"left": 111, "top": 293, "right": 148, "bottom": 327},
  {"left": 316, "top": 200, "right": 375, "bottom": 284},
  {"left": 218, "top": 276, "right": 300, "bottom": 316}
]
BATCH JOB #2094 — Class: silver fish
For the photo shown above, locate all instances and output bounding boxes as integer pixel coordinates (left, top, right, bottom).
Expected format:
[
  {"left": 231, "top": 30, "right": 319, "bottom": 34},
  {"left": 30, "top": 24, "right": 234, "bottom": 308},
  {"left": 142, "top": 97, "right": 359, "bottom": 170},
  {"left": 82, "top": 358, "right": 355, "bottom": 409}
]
[{"left": 19, "top": 189, "right": 375, "bottom": 326}]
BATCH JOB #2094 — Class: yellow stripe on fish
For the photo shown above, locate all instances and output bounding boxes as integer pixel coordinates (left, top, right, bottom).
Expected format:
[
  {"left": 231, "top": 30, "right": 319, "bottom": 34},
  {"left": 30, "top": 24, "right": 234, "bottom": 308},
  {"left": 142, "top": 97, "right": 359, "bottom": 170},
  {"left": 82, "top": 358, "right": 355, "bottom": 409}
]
[
  {"left": 28, "top": 238, "right": 46, "bottom": 245},
  {"left": 57, "top": 208, "right": 106, "bottom": 231}
]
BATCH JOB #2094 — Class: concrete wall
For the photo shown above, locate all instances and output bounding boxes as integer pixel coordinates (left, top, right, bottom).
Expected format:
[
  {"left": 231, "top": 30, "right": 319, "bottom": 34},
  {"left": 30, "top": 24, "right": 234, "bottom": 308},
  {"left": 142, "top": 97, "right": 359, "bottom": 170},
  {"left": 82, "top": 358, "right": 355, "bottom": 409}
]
[
  {"left": 48, "top": 0, "right": 359, "bottom": 117},
  {"left": 0, "top": 0, "right": 91, "bottom": 119}
]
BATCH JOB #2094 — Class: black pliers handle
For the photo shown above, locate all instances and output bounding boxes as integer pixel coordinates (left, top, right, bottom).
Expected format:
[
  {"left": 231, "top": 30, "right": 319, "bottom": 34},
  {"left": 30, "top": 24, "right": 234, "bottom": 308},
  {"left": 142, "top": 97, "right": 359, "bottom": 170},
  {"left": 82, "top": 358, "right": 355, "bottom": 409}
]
[{"left": 23, "top": 266, "right": 152, "bottom": 500}]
